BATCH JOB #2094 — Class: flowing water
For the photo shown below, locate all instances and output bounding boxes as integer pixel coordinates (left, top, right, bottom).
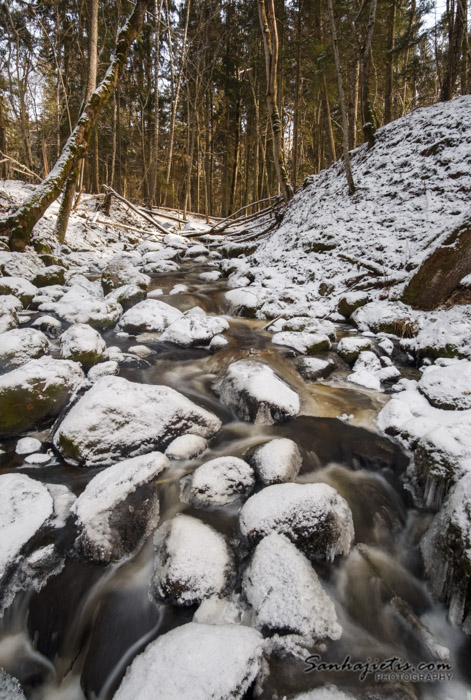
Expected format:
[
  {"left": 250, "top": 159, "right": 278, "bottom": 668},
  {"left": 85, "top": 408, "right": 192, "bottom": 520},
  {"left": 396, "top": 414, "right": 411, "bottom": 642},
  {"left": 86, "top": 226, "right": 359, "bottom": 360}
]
[{"left": 1, "top": 261, "right": 470, "bottom": 700}]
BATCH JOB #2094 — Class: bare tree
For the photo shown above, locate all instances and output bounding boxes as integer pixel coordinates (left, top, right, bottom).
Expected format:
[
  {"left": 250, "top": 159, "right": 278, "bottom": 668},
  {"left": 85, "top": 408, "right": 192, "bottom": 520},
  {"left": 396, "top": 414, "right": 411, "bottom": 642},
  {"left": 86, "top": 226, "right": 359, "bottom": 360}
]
[
  {"left": 0, "top": 0, "right": 151, "bottom": 251},
  {"left": 258, "top": 0, "right": 293, "bottom": 202}
]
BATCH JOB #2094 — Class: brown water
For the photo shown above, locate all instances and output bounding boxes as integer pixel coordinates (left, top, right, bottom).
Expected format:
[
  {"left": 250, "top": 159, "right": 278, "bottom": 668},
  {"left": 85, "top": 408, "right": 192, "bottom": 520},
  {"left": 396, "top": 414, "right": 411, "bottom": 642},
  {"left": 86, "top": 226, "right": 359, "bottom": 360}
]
[{"left": 0, "top": 262, "right": 470, "bottom": 700}]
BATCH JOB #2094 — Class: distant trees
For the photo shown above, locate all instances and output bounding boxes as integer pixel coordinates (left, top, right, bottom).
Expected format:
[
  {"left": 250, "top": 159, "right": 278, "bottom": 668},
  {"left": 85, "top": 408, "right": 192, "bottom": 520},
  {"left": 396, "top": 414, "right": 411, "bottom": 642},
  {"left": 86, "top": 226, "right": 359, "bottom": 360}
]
[{"left": 0, "top": 0, "right": 469, "bottom": 220}]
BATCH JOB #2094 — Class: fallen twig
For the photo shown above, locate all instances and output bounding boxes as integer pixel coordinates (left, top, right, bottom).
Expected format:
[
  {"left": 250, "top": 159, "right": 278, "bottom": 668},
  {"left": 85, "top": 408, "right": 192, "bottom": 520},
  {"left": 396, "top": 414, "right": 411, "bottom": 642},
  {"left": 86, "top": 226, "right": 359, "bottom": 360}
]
[{"left": 102, "top": 185, "right": 170, "bottom": 235}]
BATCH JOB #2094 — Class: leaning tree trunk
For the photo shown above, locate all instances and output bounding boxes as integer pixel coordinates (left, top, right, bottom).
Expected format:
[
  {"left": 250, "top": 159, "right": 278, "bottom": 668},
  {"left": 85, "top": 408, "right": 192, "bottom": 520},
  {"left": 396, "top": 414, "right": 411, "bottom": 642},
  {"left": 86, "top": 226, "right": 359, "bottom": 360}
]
[
  {"left": 0, "top": 0, "right": 150, "bottom": 252},
  {"left": 401, "top": 216, "right": 471, "bottom": 309},
  {"left": 258, "top": 0, "right": 293, "bottom": 202}
]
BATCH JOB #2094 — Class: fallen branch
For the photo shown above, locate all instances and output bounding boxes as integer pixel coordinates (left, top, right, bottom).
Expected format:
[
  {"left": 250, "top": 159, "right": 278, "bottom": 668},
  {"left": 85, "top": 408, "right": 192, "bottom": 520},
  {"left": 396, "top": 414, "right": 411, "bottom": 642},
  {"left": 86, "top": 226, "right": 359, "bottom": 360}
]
[
  {"left": 102, "top": 185, "right": 170, "bottom": 235},
  {"left": 0, "top": 152, "right": 41, "bottom": 181},
  {"left": 262, "top": 313, "right": 286, "bottom": 330},
  {"left": 94, "top": 217, "right": 165, "bottom": 238},
  {"left": 210, "top": 196, "right": 281, "bottom": 232},
  {"left": 338, "top": 253, "right": 396, "bottom": 278}
]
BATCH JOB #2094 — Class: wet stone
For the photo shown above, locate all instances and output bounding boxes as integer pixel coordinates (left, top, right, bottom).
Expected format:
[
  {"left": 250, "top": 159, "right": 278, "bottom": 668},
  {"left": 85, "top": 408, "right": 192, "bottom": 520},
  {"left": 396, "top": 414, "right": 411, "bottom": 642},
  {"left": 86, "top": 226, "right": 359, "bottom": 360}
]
[
  {"left": 246, "top": 438, "right": 302, "bottom": 485},
  {"left": 180, "top": 455, "right": 255, "bottom": 507}
]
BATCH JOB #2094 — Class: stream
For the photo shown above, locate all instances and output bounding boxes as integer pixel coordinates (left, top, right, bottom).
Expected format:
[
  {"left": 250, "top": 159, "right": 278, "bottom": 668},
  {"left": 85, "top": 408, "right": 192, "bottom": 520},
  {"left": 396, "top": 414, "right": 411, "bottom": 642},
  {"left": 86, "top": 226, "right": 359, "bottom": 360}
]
[{"left": 0, "top": 259, "right": 470, "bottom": 700}]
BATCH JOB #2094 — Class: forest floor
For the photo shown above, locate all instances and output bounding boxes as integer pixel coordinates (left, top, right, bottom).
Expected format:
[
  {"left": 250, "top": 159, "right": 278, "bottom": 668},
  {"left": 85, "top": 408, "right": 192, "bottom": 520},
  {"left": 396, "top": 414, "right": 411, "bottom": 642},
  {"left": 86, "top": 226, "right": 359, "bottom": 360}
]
[{"left": 0, "top": 95, "right": 471, "bottom": 699}]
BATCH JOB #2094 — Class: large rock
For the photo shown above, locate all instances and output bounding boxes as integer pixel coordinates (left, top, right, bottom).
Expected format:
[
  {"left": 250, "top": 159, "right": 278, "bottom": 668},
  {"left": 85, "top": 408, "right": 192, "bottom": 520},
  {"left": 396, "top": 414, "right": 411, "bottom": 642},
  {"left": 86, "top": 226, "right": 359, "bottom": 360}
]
[
  {"left": 39, "top": 285, "right": 122, "bottom": 328},
  {"left": 421, "top": 473, "right": 471, "bottom": 632},
  {"left": 272, "top": 331, "right": 331, "bottom": 354},
  {"left": 105, "top": 284, "right": 146, "bottom": 311},
  {"left": 33, "top": 265, "right": 66, "bottom": 287},
  {"left": 0, "top": 311, "right": 18, "bottom": 334},
  {"left": 216, "top": 360, "right": 300, "bottom": 424},
  {"left": 59, "top": 323, "right": 107, "bottom": 367},
  {"left": 0, "top": 328, "right": 50, "bottom": 372},
  {"left": 160, "top": 314, "right": 229, "bottom": 348},
  {"left": 337, "top": 292, "right": 368, "bottom": 318},
  {"left": 180, "top": 456, "right": 255, "bottom": 507},
  {"left": 0, "top": 251, "right": 44, "bottom": 280},
  {"left": 165, "top": 434, "right": 208, "bottom": 460},
  {"left": 243, "top": 533, "right": 342, "bottom": 643},
  {"left": 246, "top": 438, "right": 302, "bottom": 485},
  {"left": 224, "top": 287, "right": 265, "bottom": 317},
  {"left": 101, "top": 259, "right": 150, "bottom": 294},
  {"left": 0, "top": 357, "right": 84, "bottom": 438},
  {"left": 0, "top": 277, "right": 38, "bottom": 306},
  {"left": 418, "top": 361, "right": 471, "bottom": 410},
  {"left": 337, "top": 336, "right": 373, "bottom": 364},
  {"left": 114, "top": 622, "right": 265, "bottom": 700},
  {"left": 54, "top": 376, "right": 221, "bottom": 467},
  {"left": 239, "top": 483, "right": 354, "bottom": 561},
  {"left": 117, "top": 299, "right": 183, "bottom": 334},
  {"left": 296, "top": 357, "right": 336, "bottom": 381},
  {"left": 72, "top": 452, "right": 169, "bottom": 563},
  {"left": 0, "top": 295, "right": 23, "bottom": 315},
  {"left": 151, "top": 514, "right": 233, "bottom": 606}
]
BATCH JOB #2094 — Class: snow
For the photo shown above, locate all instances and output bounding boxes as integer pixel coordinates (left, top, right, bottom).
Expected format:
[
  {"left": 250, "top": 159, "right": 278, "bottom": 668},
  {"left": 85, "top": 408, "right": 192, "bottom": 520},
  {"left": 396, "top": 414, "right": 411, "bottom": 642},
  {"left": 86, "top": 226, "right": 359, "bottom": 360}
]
[
  {"left": 0, "top": 473, "right": 54, "bottom": 578},
  {"left": 294, "top": 686, "right": 356, "bottom": 700},
  {"left": 243, "top": 533, "right": 342, "bottom": 643},
  {"left": 169, "top": 283, "right": 188, "bottom": 295},
  {"left": 152, "top": 514, "right": 233, "bottom": 605},
  {"left": 114, "top": 622, "right": 264, "bottom": 700},
  {"left": 272, "top": 332, "right": 331, "bottom": 354},
  {"left": 418, "top": 361, "right": 471, "bottom": 410},
  {"left": 225, "top": 287, "right": 266, "bottom": 316},
  {"left": 59, "top": 323, "right": 107, "bottom": 364},
  {"left": 336, "top": 336, "right": 372, "bottom": 362},
  {"left": 0, "top": 277, "right": 38, "bottom": 306},
  {"left": 160, "top": 314, "right": 229, "bottom": 347},
  {"left": 54, "top": 375, "right": 222, "bottom": 467},
  {"left": 0, "top": 668, "right": 26, "bottom": 700},
  {"left": 180, "top": 456, "right": 255, "bottom": 507},
  {"left": 0, "top": 311, "right": 18, "bottom": 334},
  {"left": 347, "top": 369, "right": 382, "bottom": 391},
  {"left": 217, "top": 360, "right": 300, "bottom": 424},
  {"left": 248, "top": 438, "right": 302, "bottom": 485},
  {"left": 165, "top": 434, "right": 208, "bottom": 460},
  {"left": 24, "top": 452, "right": 51, "bottom": 465},
  {"left": 15, "top": 437, "right": 42, "bottom": 455},
  {"left": 0, "top": 295, "right": 23, "bottom": 314},
  {"left": 117, "top": 298, "right": 182, "bottom": 334},
  {"left": 239, "top": 482, "right": 354, "bottom": 561},
  {"left": 72, "top": 452, "right": 169, "bottom": 562},
  {"left": 87, "top": 360, "right": 119, "bottom": 382},
  {"left": 0, "top": 328, "right": 50, "bottom": 371},
  {"left": 199, "top": 270, "right": 221, "bottom": 282},
  {"left": 39, "top": 285, "right": 122, "bottom": 328},
  {"left": 31, "top": 314, "right": 62, "bottom": 337}
]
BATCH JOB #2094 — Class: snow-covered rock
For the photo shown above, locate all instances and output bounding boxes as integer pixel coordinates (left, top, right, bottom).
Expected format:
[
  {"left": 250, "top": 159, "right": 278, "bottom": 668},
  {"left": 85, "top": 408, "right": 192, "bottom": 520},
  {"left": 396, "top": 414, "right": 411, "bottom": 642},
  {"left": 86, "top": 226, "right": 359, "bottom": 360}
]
[
  {"left": 54, "top": 375, "right": 221, "bottom": 467},
  {"left": 0, "top": 357, "right": 84, "bottom": 438},
  {"left": 87, "top": 360, "right": 120, "bottom": 383},
  {"left": 347, "top": 369, "right": 381, "bottom": 391},
  {"left": 0, "top": 294, "right": 23, "bottom": 314},
  {"left": 0, "top": 311, "right": 18, "bottom": 334},
  {"left": 39, "top": 285, "right": 122, "bottom": 328},
  {"left": 293, "top": 686, "right": 356, "bottom": 700},
  {"left": 200, "top": 270, "right": 221, "bottom": 282},
  {"left": 160, "top": 314, "right": 229, "bottom": 347},
  {"left": 0, "top": 328, "right": 50, "bottom": 372},
  {"left": 101, "top": 259, "right": 150, "bottom": 294},
  {"left": 117, "top": 299, "right": 183, "bottom": 334},
  {"left": 106, "top": 283, "right": 146, "bottom": 310},
  {"left": 165, "top": 434, "right": 208, "bottom": 460},
  {"left": 72, "top": 452, "right": 169, "bottom": 563},
  {"left": 31, "top": 314, "right": 62, "bottom": 338},
  {"left": 247, "top": 438, "right": 302, "bottom": 485},
  {"left": 239, "top": 483, "right": 354, "bottom": 561},
  {"left": 336, "top": 336, "right": 373, "bottom": 364},
  {"left": 351, "top": 301, "right": 418, "bottom": 337},
  {"left": 216, "top": 360, "right": 300, "bottom": 424},
  {"left": 296, "top": 357, "right": 336, "bottom": 381},
  {"left": 33, "top": 264, "right": 66, "bottom": 287},
  {"left": 0, "top": 277, "right": 38, "bottom": 306},
  {"left": 337, "top": 292, "right": 368, "bottom": 318},
  {"left": 421, "top": 473, "right": 471, "bottom": 631},
  {"left": 180, "top": 456, "right": 255, "bottom": 507},
  {"left": 209, "top": 334, "right": 229, "bottom": 351},
  {"left": 30, "top": 284, "right": 65, "bottom": 309},
  {"left": 114, "top": 622, "right": 264, "bottom": 700},
  {"left": 0, "top": 251, "right": 44, "bottom": 281},
  {"left": 185, "top": 244, "right": 210, "bottom": 258},
  {"left": 151, "top": 514, "right": 233, "bottom": 605},
  {"left": 15, "top": 437, "right": 42, "bottom": 455},
  {"left": 243, "top": 533, "right": 341, "bottom": 644},
  {"left": 169, "top": 283, "right": 188, "bottom": 295},
  {"left": 418, "top": 361, "right": 471, "bottom": 410},
  {"left": 59, "top": 323, "right": 107, "bottom": 366},
  {"left": 272, "top": 331, "right": 331, "bottom": 355},
  {"left": 225, "top": 287, "right": 265, "bottom": 317}
]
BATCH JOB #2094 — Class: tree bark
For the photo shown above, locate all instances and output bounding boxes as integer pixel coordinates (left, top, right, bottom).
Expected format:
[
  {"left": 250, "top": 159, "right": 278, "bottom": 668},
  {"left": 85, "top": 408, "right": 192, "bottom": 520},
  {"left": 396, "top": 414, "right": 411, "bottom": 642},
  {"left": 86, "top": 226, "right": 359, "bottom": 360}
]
[
  {"left": 441, "top": 0, "right": 467, "bottom": 100},
  {"left": 258, "top": 0, "right": 293, "bottom": 202},
  {"left": 402, "top": 216, "right": 471, "bottom": 309},
  {"left": 0, "top": 0, "right": 150, "bottom": 251},
  {"left": 384, "top": 0, "right": 397, "bottom": 124},
  {"left": 327, "top": 0, "right": 355, "bottom": 194},
  {"left": 360, "top": 0, "right": 378, "bottom": 146}
]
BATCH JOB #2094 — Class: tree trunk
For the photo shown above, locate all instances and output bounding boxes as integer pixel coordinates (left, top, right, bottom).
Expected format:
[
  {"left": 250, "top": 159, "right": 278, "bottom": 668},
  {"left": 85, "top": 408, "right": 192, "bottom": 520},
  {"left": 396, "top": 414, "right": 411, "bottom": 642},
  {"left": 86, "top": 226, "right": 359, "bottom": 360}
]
[
  {"left": 360, "top": 0, "right": 378, "bottom": 146},
  {"left": 149, "top": 0, "right": 163, "bottom": 206},
  {"left": 441, "top": 0, "right": 467, "bottom": 100},
  {"left": 0, "top": 0, "right": 151, "bottom": 252},
  {"left": 402, "top": 216, "right": 471, "bottom": 309},
  {"left": 384, "top": 0, "right": 397, "bottom": 124},
  {"left": 327, "top": 0, "right": 355, "bottom": 194},
  {"left": 258, "top": 0, "right": 293, "bottom": 202}
]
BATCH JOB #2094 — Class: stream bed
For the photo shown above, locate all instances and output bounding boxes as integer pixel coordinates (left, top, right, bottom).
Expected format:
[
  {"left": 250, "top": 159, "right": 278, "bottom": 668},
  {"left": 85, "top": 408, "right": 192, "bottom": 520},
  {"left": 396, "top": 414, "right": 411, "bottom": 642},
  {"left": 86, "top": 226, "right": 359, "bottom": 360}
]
[{"left": 0, "top": 260, "right": 470, "bottom": 700}]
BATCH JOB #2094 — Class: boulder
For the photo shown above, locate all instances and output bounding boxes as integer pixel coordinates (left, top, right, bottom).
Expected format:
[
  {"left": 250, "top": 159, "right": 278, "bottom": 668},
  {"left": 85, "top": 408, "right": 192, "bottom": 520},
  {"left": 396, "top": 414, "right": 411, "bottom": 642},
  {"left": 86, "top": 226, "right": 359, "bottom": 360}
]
[
  {"left": 246, "top": 438, "right": 302, "bottom": 485},
  {"left": 105, "top": 284, "right": 146, "bottom": 310},
  {"left": 243, "top": 533, "right": 342, "bottom": 643},
  {"left": 0, "top": 277, "right": 38, "bottom": 306},
  {"left": 101, "top": 259, "right": 150, "bottom": 294},
  {"left": 0, "top": 357, "right": 84, "bottom": 438},
  {"left": 160, "top": 314, "right": 229, "bottom": 348},
  {"left": 0, "top": 311, "right": 18, "bottom": 334},
  {"left": 165, "top": 434, "right": 208, "bottom": 460},
  {"left": 337, "top": 336, "right": 373, "bottom": 364},
  {"left": 54, "top": 375, "right": 221, "bottom": 467},
  {"left": 31, "top": 315, "right": 63, "bottom": 338},
  {"left": 0, "top": 251, "right": 44, "bottom": 280},
  {"left": 16, "top": 437, "right": 42, "bottom": 455},
  {"left": 0, "top": 295, "right": 23, "bottom": 315},
  {"left": 418, "top": 361, "right": 471, "bottom": 410},
  {"left": 87, "top": 360, "right": 120, "bottom": 383},
  {"left": 337, "top": 292, "right": 368, "bottom": 318},
  {"left": 59, "top": 323, "right": 107, "bottom": 367},
  {"left": 117, "top": 299, "right": 183, "bottom": 334},
  {"left": 296, "top": 357, "right": 336, "bottom": 381},
  {"left": 216, "top": 360, "right": 300, "bottom": 424},
  {"left": 272, "top": 332, "right": 331, "bottom": 355},
  {"left": 33, "top": 265, "right": 66, "bottom": 287},
  {"left": 151, "top": 514, "right": 233, "bottom": 606},
  {"left": 72, "top": 452, "right": 169, "bottom": 563},
  {"left": 0, "top": 328, "right": 50, "bottom": 372},
  {"left": 239, "top": 482, "right": 354, "bottom": 561},
  {"left": 39, "top": 285, "right": 122, "bottom": 329},
  {"left": 180, "top": 456, "right": 255, "bottom": 507},
  {"left": 31, "top": 284, "right": 65, "bottom": 309},
  {"left": 114, "top": 622, "right": 264, "bottom": 700},
  {"left": 224, "top": 287, "right": 265, "bottom": 318}
]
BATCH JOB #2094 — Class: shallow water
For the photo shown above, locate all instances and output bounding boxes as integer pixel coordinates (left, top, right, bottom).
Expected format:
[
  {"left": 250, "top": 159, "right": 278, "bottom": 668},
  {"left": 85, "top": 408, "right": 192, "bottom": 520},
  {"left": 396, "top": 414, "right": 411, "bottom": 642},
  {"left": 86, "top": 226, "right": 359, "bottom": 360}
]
[{"left": 0, "top": 261, "right": 470, "bottom": 700}]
